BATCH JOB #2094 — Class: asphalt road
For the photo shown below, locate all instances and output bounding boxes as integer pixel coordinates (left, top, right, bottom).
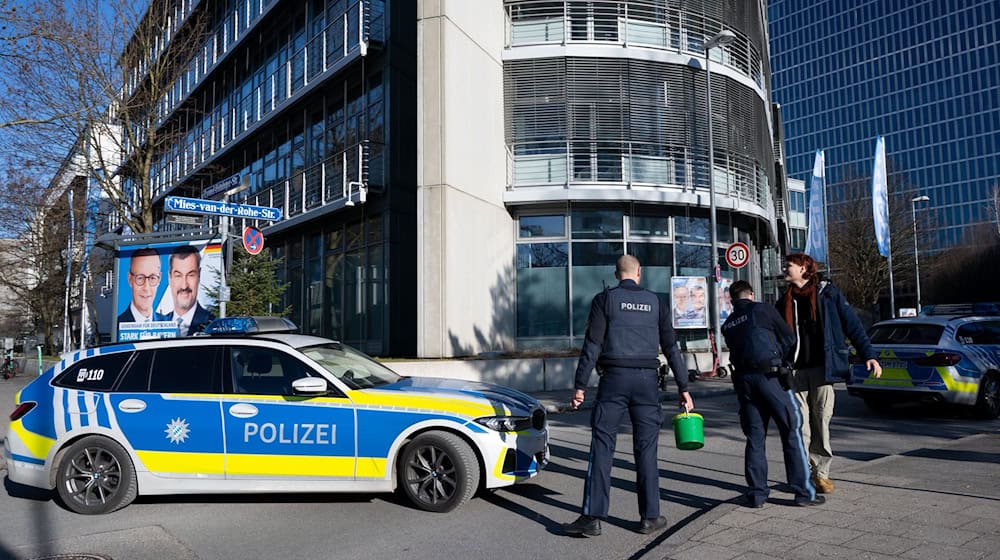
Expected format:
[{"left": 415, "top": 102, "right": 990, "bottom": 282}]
[{"left": 1, "top": 373, "right": 996, "bottom": 560}]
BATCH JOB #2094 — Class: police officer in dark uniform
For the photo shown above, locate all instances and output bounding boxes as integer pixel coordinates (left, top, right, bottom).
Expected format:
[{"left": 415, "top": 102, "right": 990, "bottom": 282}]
[
  {"left": 562, "top": 255, "right": 693, "bottom": 537},
  {"left": 721, "top": 280, "right": 824, "bottom": 508}
]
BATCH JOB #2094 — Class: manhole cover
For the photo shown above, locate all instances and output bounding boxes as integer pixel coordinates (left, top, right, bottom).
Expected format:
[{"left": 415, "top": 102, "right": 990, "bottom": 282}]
[{"left": 30, "top": 555, "right": 112, "bottom": 560}]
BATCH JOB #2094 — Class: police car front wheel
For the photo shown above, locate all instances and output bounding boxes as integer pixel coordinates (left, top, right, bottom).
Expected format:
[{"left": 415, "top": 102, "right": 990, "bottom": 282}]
[
  {"left": 398, "top": 431, "right": 480, "bottom": 513},
  {"left": 55, "top": 436, "right": 137, "bottom": 515}
]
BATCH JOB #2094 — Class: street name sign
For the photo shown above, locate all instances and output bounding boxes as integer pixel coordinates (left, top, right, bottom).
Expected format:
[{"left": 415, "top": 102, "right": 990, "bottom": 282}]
[
  {"left": 202, "top": 173, "right": 244, "bottom": 199},
  {"left": 166, "top": 214, "right": 204, "bottom": 226},
  {"left": 165, "top": 196, "right": 282, "bottom": 222}
]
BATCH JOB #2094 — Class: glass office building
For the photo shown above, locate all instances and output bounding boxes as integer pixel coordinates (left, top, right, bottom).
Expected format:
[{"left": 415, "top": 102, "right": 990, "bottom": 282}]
[
  {"left": 769, "top": 1, "right": 1000, "bottom": 252},
  {"left": 120, "top": 0, "right": 416, "bottom": 356}
]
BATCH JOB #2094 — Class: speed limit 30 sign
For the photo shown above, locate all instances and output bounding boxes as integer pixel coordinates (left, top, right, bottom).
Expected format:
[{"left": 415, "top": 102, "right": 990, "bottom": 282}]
[{"left": 725, "top": 242, "right": 750, "bottom": 268}]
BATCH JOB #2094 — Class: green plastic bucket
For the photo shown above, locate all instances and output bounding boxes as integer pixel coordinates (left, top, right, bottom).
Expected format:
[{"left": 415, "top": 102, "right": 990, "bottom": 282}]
[{"left": 672, "top": 411, "right": 704, "bottom": 450}]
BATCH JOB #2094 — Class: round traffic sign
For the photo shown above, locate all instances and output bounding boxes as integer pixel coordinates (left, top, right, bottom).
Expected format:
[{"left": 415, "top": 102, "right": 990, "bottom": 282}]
[
  {"left": 725, "top": 242, "right": 750, "bottom": 268},
  {"left": 243, "top": 226, "right": 265, "bottom": 255}
]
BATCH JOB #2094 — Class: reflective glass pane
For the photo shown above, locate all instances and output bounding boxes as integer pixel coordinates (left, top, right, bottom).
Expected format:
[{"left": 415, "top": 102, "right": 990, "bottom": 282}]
[
  {"left": 675, "top": 216, "right": 710, "bottom": 242},
  {"left": 344, "top": 250, "right": 364, "bottom": 343},
  {"left": 572, "top": 210, "right": 623, "bottom": 239},
  {"left": 516, "top": 243, "right": 569, "bottom": 336},
  {"left": 519, "top": 215, "right": 566, "bottom": 238},
  {"left": 571, "top": 242, "right": 623, "bottom": 336},
  {"left": 630, "top": 215, "right": 670, "bottom": 237},
  {"left": 676, "top": 244, "right": 710, "bottom": 276},
  {"left": 325, "top": 253, "right": 343, "bottom": 340},
  {"left": 630, "top": 243, "right": 673, "bottom": 302}
]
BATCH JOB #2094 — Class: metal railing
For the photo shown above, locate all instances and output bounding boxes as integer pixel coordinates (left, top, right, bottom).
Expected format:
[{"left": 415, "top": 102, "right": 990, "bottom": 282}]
[
  {"left": 504, "top": 0, "right": 764, "bottom": 88},
  {"left": 236, "top": 140, "right": 383, "bottom": 225},
  {"left": 507, "top": 140, "right": 772, "bottom": 209},
  {"left": 134, "top": 1, "right": 386, "bottom": 199}
]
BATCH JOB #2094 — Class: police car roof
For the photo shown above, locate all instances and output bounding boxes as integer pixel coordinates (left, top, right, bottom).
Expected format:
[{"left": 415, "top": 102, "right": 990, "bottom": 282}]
[
  {"left": 873, "top": 315, "right": 992, "bottom": 328},
  {"left": 919, "top": 303, "right": 1000, "bottom": 317}
]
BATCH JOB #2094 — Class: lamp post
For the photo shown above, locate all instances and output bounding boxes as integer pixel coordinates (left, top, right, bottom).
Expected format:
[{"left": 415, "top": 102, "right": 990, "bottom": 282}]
[
  {"left": 911, "top": 195, "right": 929, "bottom": 312},
  {"left": 703, "top": 30, "right": 736, "bottom": 362},
  {"left": 219, "top": 181, "right": 249, "bottom": 318}
]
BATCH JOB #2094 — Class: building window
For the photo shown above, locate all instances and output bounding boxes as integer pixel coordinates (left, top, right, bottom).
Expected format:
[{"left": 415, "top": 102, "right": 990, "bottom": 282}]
[
  {"left": 516, "top": 208, "right": 750, "bottom": 346},
  {"left": 516, "top": 243, "right": 569, "bottom": 337},
  {"left": 571, "top": 241, "right": 622, "bottom": 335}
]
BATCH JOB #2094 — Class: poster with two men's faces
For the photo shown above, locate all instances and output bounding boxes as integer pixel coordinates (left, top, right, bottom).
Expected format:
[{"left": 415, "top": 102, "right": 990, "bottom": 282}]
[
  {"left": 114, "top": 238, "right": 223, "bottom": 342},
  {"left": 671, "top": 276, "right": 733, "bottom": 329}
]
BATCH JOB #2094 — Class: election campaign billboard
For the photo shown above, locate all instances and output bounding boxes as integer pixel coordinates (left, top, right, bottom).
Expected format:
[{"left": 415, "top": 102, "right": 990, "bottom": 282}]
[
  {"left": 114, "top": 238, "right": 223, "bottom": 342},
  {"left": 671, "top": 276, "right": 709, "bottom": 329}
]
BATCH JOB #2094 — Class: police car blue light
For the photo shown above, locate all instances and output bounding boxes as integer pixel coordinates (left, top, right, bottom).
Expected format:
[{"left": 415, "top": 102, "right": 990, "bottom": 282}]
[
  {"left": 4, "top": 323, "right": 549, "bottom": 514},
  {"left": 202, "top": 316, "right": 298, "bottom": 335}
]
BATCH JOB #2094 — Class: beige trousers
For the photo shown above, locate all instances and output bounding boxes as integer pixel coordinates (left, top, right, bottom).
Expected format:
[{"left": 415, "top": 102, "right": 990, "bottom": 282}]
[{"left": 792, "top": 366, "right": 835, "bottom": 479}]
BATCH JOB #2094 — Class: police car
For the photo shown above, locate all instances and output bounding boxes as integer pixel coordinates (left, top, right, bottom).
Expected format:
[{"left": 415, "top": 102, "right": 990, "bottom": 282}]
[
  {"left": 847, "top": 304, "right": 1000, "bottom": 419},
  {"left": 5, "top": 317, "right": 549, "bottom": 514}
]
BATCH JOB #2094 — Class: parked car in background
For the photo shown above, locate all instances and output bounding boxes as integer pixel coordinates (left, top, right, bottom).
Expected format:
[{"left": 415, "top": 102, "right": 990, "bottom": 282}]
[
  {"left": 5, "top": 317, "right": 549, "bottom": 514},
  {"left": 847, "top": 304, "right": 1000, "bottom": 419}
]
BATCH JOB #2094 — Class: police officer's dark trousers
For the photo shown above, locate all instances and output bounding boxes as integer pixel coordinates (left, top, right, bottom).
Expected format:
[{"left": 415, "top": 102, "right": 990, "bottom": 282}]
[
  {"left": 583, "top": 366, "right": 662, "bottom": 519},
  {"left": 733, "top": 371, "right": 815, "bottom": 504}
]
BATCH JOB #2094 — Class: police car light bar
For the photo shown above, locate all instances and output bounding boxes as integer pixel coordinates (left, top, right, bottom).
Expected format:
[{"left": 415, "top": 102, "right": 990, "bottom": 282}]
[{"left": 203, "top": 316, "right": 299, "bottom": 335}]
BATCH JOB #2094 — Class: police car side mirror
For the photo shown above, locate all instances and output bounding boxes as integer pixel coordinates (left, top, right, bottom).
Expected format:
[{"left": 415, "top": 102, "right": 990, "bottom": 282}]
[{"left": 292, "top": 377, "right": 329, "bottom": 395}]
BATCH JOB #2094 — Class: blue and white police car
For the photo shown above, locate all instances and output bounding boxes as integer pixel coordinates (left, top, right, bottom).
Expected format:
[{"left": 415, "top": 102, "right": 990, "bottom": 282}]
[
  {"left": 5, "top": 317, "right": 549, "bottom": 514},
  {"left": 847, "top": 304, "right": 1000, "bottom": 419}
]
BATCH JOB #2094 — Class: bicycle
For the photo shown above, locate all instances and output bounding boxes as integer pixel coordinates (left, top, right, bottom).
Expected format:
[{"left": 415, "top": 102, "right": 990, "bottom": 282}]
[{"left": 2, "top": 355, "right": 19, "bottom": 379}]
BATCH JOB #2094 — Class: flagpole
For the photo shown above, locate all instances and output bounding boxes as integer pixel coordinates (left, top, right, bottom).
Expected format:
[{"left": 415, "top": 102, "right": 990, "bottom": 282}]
[
  {"left": 821, "top": 151, "right": 830, "bottom": 277},
  {"left": 62, "top": 189, "right": 74, "bottom": 354},
  {"left": 887, "top": 236, "right": 895, "bottom": 317}
]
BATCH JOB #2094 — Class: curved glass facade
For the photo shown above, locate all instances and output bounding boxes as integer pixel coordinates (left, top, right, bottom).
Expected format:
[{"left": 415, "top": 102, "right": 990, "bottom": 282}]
[
  {"left": 503, "top": 0, "right": 780, "bottom": 347},
  {"left": 515, "top": 204, "right": 759, "bottom": 347}
]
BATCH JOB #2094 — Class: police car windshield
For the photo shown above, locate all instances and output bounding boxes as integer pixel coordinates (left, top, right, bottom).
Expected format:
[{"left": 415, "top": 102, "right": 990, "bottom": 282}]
[{"left": 299, "top": 343, "right": 401, "bottom": 389}]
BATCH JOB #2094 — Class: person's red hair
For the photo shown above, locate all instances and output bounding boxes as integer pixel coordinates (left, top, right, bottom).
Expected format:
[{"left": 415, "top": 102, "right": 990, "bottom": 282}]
[{"left": 784, "top": 253, "right": 818, "bottom": 282}]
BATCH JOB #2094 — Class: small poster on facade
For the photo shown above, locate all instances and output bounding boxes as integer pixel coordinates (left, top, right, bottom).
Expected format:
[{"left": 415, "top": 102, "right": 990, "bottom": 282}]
[
  {"left": 671, "top": 276, "right": 709, "bottom": 329},
  {"left": 718, "top": 278, "right": 733, "bottom": 323}
]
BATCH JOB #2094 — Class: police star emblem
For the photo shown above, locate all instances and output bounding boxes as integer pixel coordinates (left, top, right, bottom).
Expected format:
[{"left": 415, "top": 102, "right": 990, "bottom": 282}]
[{"left": 165, "top": 418, "right": 191, "bottom": 444}]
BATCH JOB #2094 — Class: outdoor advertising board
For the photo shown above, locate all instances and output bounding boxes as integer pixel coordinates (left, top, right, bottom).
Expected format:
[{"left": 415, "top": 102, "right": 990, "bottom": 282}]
[
  {"left": 113, "top": 238, "right": 223, "bottom": 342},
  {"left": 671, "top": 276, "right": 709, "bottom": 329}
]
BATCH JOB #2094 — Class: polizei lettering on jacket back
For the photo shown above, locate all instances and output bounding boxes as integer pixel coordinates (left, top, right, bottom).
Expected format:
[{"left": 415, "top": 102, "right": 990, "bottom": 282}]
[
  {"left": 599, "top": 287, "right": 662, "bottom": 369},
  {"left": 244, "top": 422, "right": 337, "bottom": 445}
]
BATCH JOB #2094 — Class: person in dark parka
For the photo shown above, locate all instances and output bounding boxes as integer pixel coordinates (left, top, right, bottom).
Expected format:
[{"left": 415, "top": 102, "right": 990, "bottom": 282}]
[
  {"left": 776, "top": 253, "right": 882, "bottom": 494},
  {"left": 722, "top": 280, "right": 824, "bottom": 508}
]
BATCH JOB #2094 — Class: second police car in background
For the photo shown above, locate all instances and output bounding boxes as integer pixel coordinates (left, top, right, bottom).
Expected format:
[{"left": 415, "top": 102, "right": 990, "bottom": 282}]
[
  {"left": 5, "top": 317, "right": 549, "bottom": 514},
  {"left": 847, "top": 304, "right": 1000, "bottom": 419}
]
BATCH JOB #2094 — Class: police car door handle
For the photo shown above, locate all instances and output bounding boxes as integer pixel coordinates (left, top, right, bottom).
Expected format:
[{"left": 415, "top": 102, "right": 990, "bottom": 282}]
[
  {"left": 228, "top": 403, "right": 259, "bottom": 418},
  {"left": 117, "top": 399, "right": 147, "bottom": 413}
]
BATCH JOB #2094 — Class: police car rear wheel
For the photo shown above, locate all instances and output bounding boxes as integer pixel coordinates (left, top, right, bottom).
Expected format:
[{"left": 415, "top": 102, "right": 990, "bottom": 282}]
[
  {"left": 974, "top": 373, "right": 1000, "bottom": 420},
  {"left": 398, "top": 431, "right": 479, "bottom": 513},
  {"left": 56, "top": 436, "right": 137, "bottom": 515}
]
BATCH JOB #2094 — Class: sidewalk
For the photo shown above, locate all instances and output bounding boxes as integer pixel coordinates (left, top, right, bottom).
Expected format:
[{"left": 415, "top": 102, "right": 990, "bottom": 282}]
[
  {"left": 533, "top": 378, "right": 1000, "bottom": 560},
  {"left": 654, "top": 431, "right": 1000, "bottom": 560}
]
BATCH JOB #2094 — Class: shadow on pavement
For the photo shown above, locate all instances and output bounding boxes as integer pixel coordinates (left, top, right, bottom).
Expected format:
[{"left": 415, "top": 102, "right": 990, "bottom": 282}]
[
  {"left": 4, "top": 476, "right": 54, "bottom": 502},
  {"left": 837, "top": 450, "right": 889, "bottom": 461},
  {"left": 901, "top": 447, "right": 1000, "bottom": 464}
]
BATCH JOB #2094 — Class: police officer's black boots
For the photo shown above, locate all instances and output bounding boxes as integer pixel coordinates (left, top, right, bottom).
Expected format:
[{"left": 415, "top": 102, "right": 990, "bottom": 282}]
[
  {"left": 637, "top": 515, "right": 667, "bottom": 534},
  {"left": 794, "top": 495, "right": 826, "bottom": 507},
  {"left": 562, "top": 515, "right": 601, "bottom": 536}
]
